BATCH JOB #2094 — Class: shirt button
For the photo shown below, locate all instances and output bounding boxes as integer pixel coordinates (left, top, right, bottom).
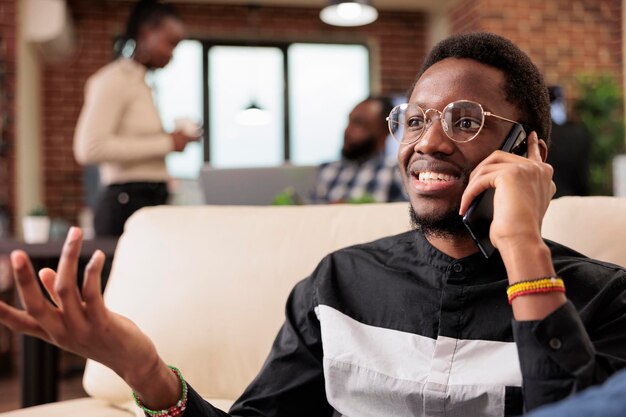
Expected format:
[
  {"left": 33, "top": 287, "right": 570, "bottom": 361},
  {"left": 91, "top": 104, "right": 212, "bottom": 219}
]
[
  {"left": 549, "top": 338, "right": 562, "bottom": 350},
  {"left": 452, "top": 263, "right": 463, "bottom": 273},
  {"left": 118, "top": 192, "right": 130, "bottom": 205}
]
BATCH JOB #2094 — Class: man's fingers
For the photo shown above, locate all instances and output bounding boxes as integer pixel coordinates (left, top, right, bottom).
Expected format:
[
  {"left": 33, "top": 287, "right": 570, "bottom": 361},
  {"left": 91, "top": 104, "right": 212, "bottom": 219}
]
[
  {"left": 10, "top": 251, "right": 66, "bottom": 338},
  {"left": 82, "top": 250, "right": 106, "bottom": 315},
  {"left": 0, "top": 301, "right": 49, "bottom": 340},
  {"left": 38, "top": 268, "right": 61, "bottom": 307},
  {"left": 11, "top": 251, "right": 54, "bottom": 319},
  {"left": 527, "top": 131, "right": 542, "bottom": 162},
  {"left": 459, "top": 172, "right": 498, "bottom": 215},
  {"left": 54, "top": 227, "right": 85, "bottom": 316},
  {"left": 469, "top": 149, "right": 527, "bottom": 183}
]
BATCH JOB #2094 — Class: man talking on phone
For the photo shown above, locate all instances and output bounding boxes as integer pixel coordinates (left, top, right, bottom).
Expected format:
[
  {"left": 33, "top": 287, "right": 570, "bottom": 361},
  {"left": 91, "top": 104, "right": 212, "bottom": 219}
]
[{"left": 2, "top": 33, "right": 626, "bottom": 417}]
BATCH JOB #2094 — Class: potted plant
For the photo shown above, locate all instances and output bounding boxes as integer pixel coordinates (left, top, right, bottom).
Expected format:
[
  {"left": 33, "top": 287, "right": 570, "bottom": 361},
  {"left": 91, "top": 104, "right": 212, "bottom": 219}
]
[
  {"left": 573, "top": 73, "right": 625, "bottom": 195},
  {"left": 22, "top": 205, "right": 50, "bottom": 243}
]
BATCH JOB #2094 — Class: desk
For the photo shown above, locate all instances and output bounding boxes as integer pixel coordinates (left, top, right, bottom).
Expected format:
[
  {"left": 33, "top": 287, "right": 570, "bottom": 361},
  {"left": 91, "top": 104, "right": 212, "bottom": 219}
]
[{"left": 0, "top": 238, "right": 117, "bottom": 408}]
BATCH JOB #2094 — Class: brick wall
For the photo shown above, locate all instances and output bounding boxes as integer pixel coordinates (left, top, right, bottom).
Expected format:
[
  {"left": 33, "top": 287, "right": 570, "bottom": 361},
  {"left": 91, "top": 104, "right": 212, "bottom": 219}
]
[
  {"left": 42, "top": 1, "right": 427, "bottom": 221},
  {"left": 0, "top": 0, "right": 16, "bottom": 230},
  {"left": 450, "top": 0, "right": 482, "bottom": 34},
  {"left": 450, "top": 0, "right": 622, "bottom": 108}
]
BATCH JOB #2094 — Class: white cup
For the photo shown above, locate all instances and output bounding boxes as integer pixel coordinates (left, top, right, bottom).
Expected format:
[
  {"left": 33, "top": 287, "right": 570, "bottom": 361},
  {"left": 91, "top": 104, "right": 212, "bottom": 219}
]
[{"left": 174, "top": 118, "right": 201, "bottom": 137}]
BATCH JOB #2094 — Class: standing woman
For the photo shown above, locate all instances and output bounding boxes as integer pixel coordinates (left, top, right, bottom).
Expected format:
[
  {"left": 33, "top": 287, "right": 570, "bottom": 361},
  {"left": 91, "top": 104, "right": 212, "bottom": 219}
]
[{"left": 74, "top": 0, "right": 199, "bottom": 237}]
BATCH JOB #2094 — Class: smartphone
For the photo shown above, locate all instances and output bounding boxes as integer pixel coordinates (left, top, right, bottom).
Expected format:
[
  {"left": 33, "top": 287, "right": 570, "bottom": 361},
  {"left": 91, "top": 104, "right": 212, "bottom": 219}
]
[{"left": 462, "top": 124, "right": 528, "bottom": 258}]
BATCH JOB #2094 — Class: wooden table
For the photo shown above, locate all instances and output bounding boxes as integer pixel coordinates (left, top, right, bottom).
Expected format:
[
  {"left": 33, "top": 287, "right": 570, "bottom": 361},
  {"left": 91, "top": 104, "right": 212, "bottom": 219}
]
[{"left": 0, "top": 238, "right": 117, "bottom": 408}]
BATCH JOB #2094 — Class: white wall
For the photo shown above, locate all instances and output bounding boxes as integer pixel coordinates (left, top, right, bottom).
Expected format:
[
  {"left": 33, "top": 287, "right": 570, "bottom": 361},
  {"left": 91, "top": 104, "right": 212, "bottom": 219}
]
[{"left": 15, "top": 0, "right": 44, "bottom": 235}]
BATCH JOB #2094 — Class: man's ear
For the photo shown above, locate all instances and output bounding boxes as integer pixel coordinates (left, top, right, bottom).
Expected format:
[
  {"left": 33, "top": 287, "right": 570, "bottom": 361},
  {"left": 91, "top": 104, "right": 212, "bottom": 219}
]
[{"left": 538, "top": 138, "right": 548, "bottom": 162}]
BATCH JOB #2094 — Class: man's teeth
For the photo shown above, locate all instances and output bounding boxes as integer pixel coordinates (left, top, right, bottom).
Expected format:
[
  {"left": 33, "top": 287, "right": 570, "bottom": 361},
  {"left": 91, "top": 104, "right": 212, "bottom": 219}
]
[{"left": 417, "top": 171, "right": 456, "bottom": 182}]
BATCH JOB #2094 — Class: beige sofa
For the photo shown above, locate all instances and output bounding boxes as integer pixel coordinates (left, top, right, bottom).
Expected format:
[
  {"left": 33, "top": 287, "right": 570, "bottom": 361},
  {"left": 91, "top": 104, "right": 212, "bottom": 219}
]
[{"left": 3, "top": 197, "right": 626, "bottom": 416}]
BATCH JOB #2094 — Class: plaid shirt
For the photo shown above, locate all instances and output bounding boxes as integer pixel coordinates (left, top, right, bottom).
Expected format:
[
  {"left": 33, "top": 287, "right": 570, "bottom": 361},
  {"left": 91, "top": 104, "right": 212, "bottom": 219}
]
[{"left": 311, "top": 152, "right": 407, "bottom": 203}]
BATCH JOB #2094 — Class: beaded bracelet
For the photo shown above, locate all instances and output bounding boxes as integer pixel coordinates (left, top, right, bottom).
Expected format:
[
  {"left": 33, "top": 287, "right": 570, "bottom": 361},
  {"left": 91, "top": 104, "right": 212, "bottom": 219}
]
[
  {"left": 132, "top": 365, "right": 188, "bottom": 417},
  {"left": 507, "top": 276, "right": 565, "bottom": 304}
]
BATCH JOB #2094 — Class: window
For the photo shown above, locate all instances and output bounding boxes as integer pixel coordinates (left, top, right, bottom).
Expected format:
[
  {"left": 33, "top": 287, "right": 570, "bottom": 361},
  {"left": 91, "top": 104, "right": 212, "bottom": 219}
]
[
  {"left": 288, "top": 44, "right": 369, "bottom": 165},
  {"left": 209, "top": 46, "right": 285, "bottom": 168},
  {"left": 152, "top": 40, "right": 203, "bottom": 179},
  {"left": 153, "top": 41, "right": 370, "bottom": 177}
]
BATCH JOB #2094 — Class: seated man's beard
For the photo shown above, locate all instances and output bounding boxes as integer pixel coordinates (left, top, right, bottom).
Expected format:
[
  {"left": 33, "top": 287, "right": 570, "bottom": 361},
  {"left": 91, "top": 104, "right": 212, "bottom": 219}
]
[
  {"left": 409, "top": 203, "right": 467, "bottom": 239},
  {"left": 342, "top": 136, "right": 378, "bottom": 161}
]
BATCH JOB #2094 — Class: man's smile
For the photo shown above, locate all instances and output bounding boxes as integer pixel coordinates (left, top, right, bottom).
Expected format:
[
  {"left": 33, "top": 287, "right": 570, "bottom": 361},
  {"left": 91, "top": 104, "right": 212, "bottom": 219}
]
[
  {"left": 406, "top": 159, "right": 464, "bottom": 195},
  {"left": 415, "top": 171, "right": 458, "bottom": 182}
]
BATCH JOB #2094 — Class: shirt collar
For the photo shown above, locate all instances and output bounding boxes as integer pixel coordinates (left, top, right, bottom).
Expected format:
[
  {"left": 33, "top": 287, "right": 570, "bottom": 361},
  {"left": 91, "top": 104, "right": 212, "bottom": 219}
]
[{"left": 413, "top": 229, "right": 508, "bottom": 285}]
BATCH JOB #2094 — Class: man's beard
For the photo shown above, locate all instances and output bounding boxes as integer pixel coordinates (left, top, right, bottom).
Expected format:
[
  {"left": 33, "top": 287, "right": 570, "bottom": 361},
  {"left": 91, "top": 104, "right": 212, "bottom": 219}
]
[
  {"left": 409, "top": 202, "right": 467, "bottom": 239},
  {"left": 406, "top": 163, "right": 473, "bottom": 239},
  {"left": 342, "top": 136, "right": 378, "bottom": 161}
]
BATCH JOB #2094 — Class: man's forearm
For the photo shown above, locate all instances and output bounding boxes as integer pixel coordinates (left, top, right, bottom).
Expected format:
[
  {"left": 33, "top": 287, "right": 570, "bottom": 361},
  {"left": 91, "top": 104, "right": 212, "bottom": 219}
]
[
  {"left": 499, "top": 237, "right": 566, "bottom": 321},
  {"left": 125, "top": 357, "right": 182, "bottom": 412}
]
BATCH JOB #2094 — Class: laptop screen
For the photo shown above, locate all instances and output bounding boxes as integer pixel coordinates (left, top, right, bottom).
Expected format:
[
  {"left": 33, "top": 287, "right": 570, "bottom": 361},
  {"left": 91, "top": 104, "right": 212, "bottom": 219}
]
[{"left": 199, "top": 165, "right": 319, "bottom": 205}]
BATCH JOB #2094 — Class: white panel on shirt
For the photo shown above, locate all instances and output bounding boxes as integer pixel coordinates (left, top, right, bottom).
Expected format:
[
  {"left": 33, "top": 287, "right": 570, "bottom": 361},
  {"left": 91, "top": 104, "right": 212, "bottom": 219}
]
[{"left": 316, "top": 305, "right": 522, "bottom": 417}]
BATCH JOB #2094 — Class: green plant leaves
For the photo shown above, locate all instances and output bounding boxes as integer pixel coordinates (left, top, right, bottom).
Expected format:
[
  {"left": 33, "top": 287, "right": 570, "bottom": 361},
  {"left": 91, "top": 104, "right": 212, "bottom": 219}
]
[{"left": 574, "top": 73, "right": 625, "bottom": 195}]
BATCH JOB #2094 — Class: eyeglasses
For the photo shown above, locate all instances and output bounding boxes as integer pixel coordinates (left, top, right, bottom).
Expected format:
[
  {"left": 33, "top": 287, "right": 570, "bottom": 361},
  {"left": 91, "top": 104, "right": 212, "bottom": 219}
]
[{"left": 387, "top": 100, "right": 520, "bottom": 144}]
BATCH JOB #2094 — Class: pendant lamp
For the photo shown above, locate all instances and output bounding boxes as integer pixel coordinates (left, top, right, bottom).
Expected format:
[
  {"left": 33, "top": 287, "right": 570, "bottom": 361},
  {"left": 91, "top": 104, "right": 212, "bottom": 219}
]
[
  {"left": 236, "top": 101, "right": 271, "bottom": 126},
  {"left": 320, "top": 0, "right": 378, "bottom": 27}
]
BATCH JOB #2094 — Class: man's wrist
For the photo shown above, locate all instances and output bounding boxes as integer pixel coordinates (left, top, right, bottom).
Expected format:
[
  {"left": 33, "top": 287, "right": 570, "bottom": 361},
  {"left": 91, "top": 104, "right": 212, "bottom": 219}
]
[
  {"left": 496, "top": 237, "right": 568, "bottom": 320},
  {"left": 497, "top": 235, "right": 554, "bottom": 283},
  {"left": 125, "top": 358, "right": 182, "bottom": 411},
  {"left": 133, "top": 366, "right": 187, "bottom": 415}
]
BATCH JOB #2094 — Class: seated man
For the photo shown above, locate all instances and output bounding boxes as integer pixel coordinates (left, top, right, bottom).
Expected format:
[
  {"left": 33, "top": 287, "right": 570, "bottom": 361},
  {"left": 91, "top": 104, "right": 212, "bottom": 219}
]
[
  {"left": 1, "top": 33, "right": 626, "bottom": 417},
  {"left": 310, "top": 96, "right": 407, "bottom": 203}
]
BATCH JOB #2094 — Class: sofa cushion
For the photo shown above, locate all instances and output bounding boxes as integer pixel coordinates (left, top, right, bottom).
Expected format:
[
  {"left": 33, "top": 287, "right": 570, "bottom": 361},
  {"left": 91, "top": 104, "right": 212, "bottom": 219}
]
[
  {"left": 542, "top": 196, "right": 626, "bottom": 267},
  {"left": 83, "top": 203, "right": 411, "bottom": 406},
  {"left": 0, "top": 398, "right": 132, "bottom": 417}
]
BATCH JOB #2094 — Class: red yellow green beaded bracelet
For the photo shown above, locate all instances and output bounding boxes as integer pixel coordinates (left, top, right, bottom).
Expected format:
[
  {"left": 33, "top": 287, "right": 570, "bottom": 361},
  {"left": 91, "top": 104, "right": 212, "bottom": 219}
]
[
  {"left": 507, "top": 276, "right": 565, "bottom": 304},
  {"left": 132, "top": 365, "right": 188, "bottom": 417}
]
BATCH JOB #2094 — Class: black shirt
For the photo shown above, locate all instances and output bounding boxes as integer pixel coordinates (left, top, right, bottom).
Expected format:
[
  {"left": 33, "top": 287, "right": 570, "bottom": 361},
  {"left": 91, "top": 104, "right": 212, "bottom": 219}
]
[{"left": 183, "top": 230, "right": 626, "bottom": 416}]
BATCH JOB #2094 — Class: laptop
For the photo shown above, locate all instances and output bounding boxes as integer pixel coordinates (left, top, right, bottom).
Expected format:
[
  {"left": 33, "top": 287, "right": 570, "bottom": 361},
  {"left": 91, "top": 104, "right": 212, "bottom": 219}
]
[{"left": 199, "top": 164, "right": 319, "bottom": 205}]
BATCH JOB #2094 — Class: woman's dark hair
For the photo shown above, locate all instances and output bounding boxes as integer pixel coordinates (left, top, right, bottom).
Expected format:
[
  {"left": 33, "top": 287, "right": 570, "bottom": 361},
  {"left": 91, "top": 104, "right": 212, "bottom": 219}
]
[
  {"left": 115, "top": 0, "right": 180, "bottom": 56},
  {"left": 413, "top": 32, "right": 551, "bottom": 144}
]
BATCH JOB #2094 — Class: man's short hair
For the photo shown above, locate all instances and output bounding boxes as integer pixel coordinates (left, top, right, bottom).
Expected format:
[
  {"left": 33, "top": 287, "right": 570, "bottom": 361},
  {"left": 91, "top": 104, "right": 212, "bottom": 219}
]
[
  {"left": 365, "top": 95, "right": 394, "bottom": 130},
  {"left": 414, "top": 32, "right": 551, "bottom": 144}
]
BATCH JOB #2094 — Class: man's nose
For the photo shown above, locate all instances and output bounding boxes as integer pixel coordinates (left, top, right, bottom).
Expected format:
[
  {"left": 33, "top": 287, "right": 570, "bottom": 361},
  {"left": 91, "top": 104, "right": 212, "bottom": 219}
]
[{"left": 412, "top": 116, "right": 455, "bottom": 155}]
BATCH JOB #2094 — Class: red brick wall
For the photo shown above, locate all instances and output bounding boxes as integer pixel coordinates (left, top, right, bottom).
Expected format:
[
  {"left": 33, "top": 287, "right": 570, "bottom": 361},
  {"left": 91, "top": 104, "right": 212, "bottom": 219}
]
[
  {"left": 42, "top": 1, "right": 427, "bottom": 221},
  {"left": 450, "top": 0, "right": 622, "bottom": 108},
  {"left": 0, "top": 0, "right": 16, "bottom": 230},
  {"left": 450, "top": 0, "right": 482, "bottom": 34}
]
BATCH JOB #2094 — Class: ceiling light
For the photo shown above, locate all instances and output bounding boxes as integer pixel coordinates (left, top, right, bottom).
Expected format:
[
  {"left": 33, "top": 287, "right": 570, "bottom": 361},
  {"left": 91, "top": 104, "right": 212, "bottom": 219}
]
[{"left": 320, "top": 0, "right": 378, "bottom": 27}]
